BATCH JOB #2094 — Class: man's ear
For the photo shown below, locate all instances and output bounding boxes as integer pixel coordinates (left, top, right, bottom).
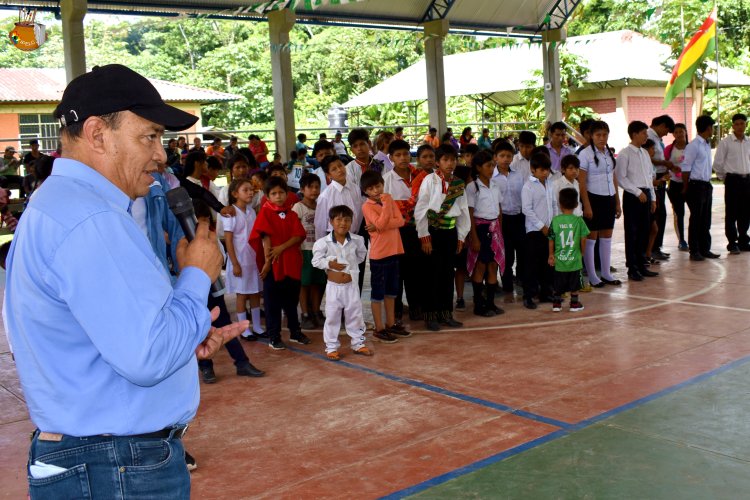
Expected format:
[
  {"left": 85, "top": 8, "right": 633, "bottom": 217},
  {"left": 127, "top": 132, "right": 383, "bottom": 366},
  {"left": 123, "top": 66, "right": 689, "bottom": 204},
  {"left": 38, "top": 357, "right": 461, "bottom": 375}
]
[{"left": 82, "top": 117, "right": 108, "bottom": 155}]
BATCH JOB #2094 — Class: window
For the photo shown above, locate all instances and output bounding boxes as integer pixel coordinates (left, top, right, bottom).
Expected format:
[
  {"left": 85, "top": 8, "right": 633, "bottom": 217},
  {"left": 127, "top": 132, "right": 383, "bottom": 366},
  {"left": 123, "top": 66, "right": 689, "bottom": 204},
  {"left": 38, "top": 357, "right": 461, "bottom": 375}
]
[{"left": 19, "top": 113, "right": 58, "bottom": 152}]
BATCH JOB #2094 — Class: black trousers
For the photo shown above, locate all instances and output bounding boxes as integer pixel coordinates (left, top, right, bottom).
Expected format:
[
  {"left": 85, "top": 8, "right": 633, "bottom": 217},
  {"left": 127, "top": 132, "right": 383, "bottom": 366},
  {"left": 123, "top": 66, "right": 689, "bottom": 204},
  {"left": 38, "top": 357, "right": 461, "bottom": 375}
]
[
  {"left": 395, "top": 225, "right": 422, "bottom": 317},
  {"left": 724, "top": 174, "right": 750, "bottom": 249},
  {"left": 263, "top": 271, "right": 301, "bottom": 342},
  {"left": 423, "top": 227, "right": 457, "bottom": 320},
  {"left": 686, "top": 180, "right": 713, "bottom": 255},
  {"left": 500, "top": 214, "right": 526, "bottom": 292},
  {"left": 198, "top": 293, "right": 249, "bottom": 369},
  {"left": 667, "top": 181, "right": 686, "bottom": 243},
  {"left": 522, "top": 230, "right": 553, "bottom": 300},
  {"left": 653, "top": 176, "right": 668, "bottom": 251},
  {"left": 622, "top": 190, "right": 651, "bottom": 271}
]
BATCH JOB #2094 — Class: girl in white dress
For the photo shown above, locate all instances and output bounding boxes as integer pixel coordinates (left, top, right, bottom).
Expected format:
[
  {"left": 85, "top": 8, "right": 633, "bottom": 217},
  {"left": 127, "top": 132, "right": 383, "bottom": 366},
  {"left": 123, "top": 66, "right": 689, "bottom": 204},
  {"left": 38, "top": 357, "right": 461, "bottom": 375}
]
[{"left": 223, "top": 178, "right": 264, "bottom": 339}]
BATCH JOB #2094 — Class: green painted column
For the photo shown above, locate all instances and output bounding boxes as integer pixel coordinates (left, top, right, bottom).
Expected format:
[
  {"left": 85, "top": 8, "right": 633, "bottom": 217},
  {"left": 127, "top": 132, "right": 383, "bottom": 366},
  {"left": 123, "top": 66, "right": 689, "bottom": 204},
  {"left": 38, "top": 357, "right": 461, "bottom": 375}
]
[
  {"left": 268, "top": 8, "right": 296, "bottom": 162},
  {"left": 423, "top": 19, "right": 449, "bottom": 136},
  {"left": 542, "top": 28, "right": 566, "bottom": 124}
]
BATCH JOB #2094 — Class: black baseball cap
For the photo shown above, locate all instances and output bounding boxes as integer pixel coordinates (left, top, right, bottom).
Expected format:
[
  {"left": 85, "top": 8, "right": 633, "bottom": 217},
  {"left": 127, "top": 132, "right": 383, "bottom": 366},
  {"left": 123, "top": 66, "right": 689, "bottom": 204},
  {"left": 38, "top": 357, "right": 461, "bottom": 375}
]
[{"left": 54, "top": 64, "right": 199, "bottom": 131}]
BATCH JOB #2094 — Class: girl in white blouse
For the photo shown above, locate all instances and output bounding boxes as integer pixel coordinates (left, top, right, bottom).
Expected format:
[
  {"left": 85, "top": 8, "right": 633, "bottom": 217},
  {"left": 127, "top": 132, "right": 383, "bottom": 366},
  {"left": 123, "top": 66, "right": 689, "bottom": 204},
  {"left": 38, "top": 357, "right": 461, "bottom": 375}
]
[{"left": 578, "top": 121, "right": 622, "bottom": 287}]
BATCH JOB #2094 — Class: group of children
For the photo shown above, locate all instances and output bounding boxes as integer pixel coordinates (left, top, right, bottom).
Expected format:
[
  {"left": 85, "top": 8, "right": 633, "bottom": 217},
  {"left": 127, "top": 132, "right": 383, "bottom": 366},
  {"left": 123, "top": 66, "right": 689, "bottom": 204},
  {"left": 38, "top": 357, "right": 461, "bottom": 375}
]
[{"left": 209, "top": 117, "right": 692, "bottom": 361}]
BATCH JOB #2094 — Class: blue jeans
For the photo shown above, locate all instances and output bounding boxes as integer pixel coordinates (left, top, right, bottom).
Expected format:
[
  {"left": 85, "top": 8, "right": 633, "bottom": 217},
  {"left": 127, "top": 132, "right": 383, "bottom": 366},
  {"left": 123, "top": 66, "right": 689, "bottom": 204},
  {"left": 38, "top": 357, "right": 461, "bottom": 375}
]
[{"left": 27, "top": 428, "right": 190, "bottom": 499}]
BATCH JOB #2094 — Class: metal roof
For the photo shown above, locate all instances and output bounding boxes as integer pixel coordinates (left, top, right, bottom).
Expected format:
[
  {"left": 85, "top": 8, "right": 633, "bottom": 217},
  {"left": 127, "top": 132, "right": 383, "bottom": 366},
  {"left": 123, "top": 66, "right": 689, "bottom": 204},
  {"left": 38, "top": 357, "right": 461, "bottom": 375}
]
[
  {"left": 0, "top": 68, "right": 241, "bottom": 103},
  {"left": 343, "top": 30, "right": 750, "bottom": 108},
  {"left": 0, "top": 0, "right": 582, "bottom": 38}
]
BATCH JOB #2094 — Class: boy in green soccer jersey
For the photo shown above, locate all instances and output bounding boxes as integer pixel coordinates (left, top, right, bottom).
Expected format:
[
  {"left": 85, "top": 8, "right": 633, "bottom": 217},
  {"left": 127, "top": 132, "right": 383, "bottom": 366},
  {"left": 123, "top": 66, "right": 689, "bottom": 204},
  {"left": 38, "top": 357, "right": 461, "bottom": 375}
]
[{"left": 548, "top": 187, "right": 590, "bottom": 312}]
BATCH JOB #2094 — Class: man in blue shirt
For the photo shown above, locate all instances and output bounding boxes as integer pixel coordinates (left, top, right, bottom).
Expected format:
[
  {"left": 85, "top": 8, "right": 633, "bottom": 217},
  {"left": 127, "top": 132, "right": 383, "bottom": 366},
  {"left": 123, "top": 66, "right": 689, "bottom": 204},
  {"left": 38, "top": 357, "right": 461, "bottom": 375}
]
[
  {"left": 682, "top": 114, "right": 720, "bottom": 261},
  {"left": 5, "top": 64, "right": 246, "bottom": 499}
]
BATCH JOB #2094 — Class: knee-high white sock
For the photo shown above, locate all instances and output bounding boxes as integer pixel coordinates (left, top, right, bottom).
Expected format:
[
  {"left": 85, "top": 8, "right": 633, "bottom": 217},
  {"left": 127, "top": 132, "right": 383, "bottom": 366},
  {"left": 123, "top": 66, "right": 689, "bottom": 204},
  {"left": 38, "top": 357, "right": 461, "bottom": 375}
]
[
  {"left": 250, "top": 307, "right": 263, "bottom": 333},
  {"left": 237, "top": 311, "right": 251, "bottom": 336},
  {"left": 584, "top": 239, "right": 600, "bottom": 284},
  {"left": 599, "top": 237, "right": 614, "bottom": 281}
]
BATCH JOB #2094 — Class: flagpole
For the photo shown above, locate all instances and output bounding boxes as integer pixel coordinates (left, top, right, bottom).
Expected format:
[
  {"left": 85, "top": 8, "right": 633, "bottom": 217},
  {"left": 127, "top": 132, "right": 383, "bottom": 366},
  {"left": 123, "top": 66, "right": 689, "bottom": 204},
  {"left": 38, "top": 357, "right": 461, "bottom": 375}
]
[
  {"left": 681, "top": 4, "right": 688, "bottom": 125},
  {"left": 714, "top": 3, "right": 721, "bottom": 140}
]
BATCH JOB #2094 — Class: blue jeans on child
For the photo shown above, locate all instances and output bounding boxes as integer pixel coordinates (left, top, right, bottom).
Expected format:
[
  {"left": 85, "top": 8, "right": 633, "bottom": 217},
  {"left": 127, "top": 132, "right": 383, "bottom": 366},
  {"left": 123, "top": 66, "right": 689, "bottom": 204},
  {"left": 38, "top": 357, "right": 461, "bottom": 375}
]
[{"left": 27, "top": 427, "right": 190, "bottom": 499}]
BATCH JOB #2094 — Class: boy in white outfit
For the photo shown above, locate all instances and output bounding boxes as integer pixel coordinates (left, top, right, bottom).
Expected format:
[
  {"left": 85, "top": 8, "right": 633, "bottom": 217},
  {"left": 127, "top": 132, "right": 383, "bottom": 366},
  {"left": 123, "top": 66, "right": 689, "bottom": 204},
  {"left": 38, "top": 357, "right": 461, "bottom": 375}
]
[{"left": 312, "top": 204, "right": 372, "bottom": 361}]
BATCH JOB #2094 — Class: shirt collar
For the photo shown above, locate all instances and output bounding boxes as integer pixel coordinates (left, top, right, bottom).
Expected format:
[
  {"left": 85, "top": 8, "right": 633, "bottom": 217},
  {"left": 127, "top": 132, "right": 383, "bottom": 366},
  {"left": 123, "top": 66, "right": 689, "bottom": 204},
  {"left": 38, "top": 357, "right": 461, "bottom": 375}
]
[
  {"left": 330, "top": 180, "right": 345, "bottom": 192},
  {"left": 730, "top": 134, "right": 747, "bottom": 143},
  {"left": 330, "top": 232, "right": 352, "bottom": 243},
  {"left": 51, "top": 157, "right": 131, "bottom": 212}
]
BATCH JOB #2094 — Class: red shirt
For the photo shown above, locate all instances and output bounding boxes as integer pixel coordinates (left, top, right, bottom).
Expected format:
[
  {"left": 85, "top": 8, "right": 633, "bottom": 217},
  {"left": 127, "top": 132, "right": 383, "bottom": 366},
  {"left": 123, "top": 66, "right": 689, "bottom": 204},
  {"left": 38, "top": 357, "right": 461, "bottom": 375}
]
[{"left": 249, "top": 201, "right": 306, "bottom": 281}]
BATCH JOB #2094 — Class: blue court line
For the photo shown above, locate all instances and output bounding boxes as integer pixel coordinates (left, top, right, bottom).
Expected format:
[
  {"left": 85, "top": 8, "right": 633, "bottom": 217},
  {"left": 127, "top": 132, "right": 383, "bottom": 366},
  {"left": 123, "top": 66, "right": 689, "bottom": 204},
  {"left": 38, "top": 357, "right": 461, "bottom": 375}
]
[
  {"left": 286, "top": 345, "right": 573, "bottom": 429},
  {"left": 379, "top": 352, "right": 750, "bottom": 499}
]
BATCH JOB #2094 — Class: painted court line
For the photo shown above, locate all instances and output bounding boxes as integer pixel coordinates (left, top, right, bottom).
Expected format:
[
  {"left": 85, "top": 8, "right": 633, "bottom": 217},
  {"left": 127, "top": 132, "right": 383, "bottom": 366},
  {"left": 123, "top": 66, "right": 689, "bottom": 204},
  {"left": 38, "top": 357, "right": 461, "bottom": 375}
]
[
  {"left": 380, "top": 352, "right": 750, "bottom": 499},
  {"left": 287, "top": 345, "right": 572, "bottom": 429},
  {"left": 405, "top": 259, "right": 727, "bottom": 334}
]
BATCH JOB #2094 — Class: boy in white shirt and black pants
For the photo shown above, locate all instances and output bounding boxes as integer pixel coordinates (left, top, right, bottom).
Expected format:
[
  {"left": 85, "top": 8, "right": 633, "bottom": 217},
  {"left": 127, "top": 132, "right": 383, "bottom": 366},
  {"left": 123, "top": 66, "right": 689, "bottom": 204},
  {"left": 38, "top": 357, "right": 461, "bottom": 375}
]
[
  {"left": 616, "top": 121, "right": 657, "bottom": 281},
  {"left": 521, "top": 153, "right": 556, "bottom": 309}
]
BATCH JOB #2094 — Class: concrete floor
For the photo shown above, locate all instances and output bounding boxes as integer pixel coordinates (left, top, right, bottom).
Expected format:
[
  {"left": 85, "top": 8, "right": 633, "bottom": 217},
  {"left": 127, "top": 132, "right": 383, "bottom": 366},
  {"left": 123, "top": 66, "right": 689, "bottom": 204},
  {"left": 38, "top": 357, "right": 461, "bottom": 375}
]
[{"left": 3, "top": 184, "right": 750, "bottom": 499}]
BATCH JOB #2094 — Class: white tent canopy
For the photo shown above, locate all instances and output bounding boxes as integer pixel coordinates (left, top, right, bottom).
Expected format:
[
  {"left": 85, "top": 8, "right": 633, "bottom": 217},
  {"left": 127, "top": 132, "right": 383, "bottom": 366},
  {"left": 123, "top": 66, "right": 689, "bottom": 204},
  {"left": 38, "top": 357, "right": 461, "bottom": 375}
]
[{"left": 343, "top": 30, "right": 750, "bottom": 108}]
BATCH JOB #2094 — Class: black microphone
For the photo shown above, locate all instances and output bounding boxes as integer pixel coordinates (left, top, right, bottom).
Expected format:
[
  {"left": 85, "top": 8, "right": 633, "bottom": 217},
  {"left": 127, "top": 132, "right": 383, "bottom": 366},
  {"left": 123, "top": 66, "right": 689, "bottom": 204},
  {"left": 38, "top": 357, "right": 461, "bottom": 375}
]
[{"left": 166, "top": 187, "right": 226, "bottom": 298}]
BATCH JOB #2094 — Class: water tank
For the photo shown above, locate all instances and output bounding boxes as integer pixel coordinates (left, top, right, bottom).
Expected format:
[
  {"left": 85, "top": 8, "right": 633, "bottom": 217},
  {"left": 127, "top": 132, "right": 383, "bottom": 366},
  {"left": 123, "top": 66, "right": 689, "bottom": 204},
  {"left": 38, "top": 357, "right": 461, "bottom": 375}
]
[{"left": 327, "top": 104, "right": 348, "bottom": 132}]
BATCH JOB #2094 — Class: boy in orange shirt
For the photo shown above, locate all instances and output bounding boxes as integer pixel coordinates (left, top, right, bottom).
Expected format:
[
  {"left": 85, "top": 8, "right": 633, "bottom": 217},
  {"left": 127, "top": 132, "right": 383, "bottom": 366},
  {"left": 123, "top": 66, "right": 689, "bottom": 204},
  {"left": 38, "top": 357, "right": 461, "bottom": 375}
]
[{"left": 361, "top": 170, "right": 411, "bottom": 342}]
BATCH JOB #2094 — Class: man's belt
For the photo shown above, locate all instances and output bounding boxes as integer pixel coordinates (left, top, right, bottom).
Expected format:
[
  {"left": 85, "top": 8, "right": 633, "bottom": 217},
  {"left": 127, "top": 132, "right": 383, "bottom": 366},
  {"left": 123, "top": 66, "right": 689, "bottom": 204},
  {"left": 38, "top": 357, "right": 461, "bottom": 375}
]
[{"left": 35, "top": 424, "right": 188, "bottom": 442}]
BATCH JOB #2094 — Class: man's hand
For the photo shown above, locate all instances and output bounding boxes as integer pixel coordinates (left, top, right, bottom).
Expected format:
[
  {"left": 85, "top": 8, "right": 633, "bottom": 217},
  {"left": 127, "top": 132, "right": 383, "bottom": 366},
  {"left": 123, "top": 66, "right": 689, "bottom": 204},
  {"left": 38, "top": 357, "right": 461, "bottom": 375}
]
[
  {"left": 175, "top": 238, "right": 189, "bottom": 270},
  {"left": 195, "top": 308, "right": 248, "bottom": 360},
  {"left": 182, "top": 222, "right": 223, "bottom": 282},
  {"left": 219, "top": 206, "right": 236, "bottom": 218},
  {"left": 328, "top": 259, "right": 346, "bottom": 271},
  {"left": 541, "top": 226, "right": 549, "bottom": 237}
]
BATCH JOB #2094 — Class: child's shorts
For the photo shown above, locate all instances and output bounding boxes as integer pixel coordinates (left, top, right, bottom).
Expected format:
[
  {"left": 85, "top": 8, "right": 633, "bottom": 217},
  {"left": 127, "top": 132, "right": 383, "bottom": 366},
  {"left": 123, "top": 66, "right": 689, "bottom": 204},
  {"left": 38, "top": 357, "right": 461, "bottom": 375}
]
[
  {"left": 554, "top": 269, "right": 583, "bottom": 294},
  {"left": 301, "top": 250, "right": 327, "bottom": 286},
  {"left": 370, "top": 255, "right": 400, "bottom": 302}
]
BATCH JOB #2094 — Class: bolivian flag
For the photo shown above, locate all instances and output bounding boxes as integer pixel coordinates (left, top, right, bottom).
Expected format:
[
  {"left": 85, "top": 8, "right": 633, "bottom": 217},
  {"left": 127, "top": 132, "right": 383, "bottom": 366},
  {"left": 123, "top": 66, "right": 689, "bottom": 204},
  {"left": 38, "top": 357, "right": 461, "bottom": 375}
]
[{"left": 663, "top": 8, "right": 717, "bottom": 108}]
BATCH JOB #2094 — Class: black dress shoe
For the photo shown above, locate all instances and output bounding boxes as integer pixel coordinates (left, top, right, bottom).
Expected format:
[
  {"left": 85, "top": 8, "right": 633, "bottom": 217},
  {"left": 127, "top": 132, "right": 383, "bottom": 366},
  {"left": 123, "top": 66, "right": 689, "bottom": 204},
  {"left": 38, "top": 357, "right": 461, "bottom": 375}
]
[
  {"left": 254, "top": 331, "right": 270, "bottom": 339},
  {"left": 690, "top": 253, "right": 705, "bottom": 261},
  {"left": 241, "top": 333, "right": 258, "bottom": 342},
  {"left": 200, "top": 366, "right": 217, "bottom": 384},
  {"left": 591, "top": 281, "right": 606, "bottom": 288},
  {"left": 601, "top": 278, "right": 622, "bottom": 286},
  {"left": 638, "top": 268, "right": 659, "bottom": 277},
  {"left": 424, "top": 320, "right": 441, "bottom": 331},
  {"left": 627, "top": 270, "right": 644, "bottom": 281},
  {"left": 236, "top": 361, "right": 265, "bottom": 377},
  {"left": 523, "top": 298, "right": 537, "bottom": 309},
  {"left": 440, "top": 317, "right": 463, "bottom": 327},
  {"left": 701, "top": 251, "right": 720, "bottom": 259}
]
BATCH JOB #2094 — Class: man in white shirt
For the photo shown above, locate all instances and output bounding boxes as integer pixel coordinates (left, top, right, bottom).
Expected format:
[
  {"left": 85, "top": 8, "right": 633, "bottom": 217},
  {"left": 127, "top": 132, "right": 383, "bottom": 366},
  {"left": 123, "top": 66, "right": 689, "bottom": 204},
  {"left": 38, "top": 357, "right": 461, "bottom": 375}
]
[
  {"left": 616, "top": 121, "right": 657, "bottom": 281},
  {"left": 713, "top": 113, "right": 750, "bottom": 254},
  {"left": 647, "top": 115, "right": 676, "bottom": 260},
  {"left": 682, "top": 115, "right": 720, "bottom": 260}
]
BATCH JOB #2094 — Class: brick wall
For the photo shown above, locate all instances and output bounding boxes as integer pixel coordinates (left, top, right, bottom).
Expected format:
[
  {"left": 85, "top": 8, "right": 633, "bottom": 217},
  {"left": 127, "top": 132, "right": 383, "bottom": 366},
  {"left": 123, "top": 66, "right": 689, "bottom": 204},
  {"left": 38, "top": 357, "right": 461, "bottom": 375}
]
[
  {"left": 0, "top": 113, "right": 20, "bottom": 150},
  {"left": 569, "top": 98, "right": 617, "bottom": 115},
  {"left": 627, "top": 96, "right": 693, "bottom": 128}
]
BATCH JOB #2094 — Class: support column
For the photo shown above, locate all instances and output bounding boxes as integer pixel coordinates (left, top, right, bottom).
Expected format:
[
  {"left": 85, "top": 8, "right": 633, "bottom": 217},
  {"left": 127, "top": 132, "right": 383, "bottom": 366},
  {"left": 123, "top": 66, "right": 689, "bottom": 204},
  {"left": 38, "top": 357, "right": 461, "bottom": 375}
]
[
  {"left": 268, "top": 9, "right": 296, "bottom": 161},
  {"left": 60, "top": 0, "right": 87, "bottom": 83},
  {"left": 542, "top": 28, "right": 566, "bottom": 124},
  {"left": 423, "top": 19, "right": 449, "bottom": 136}
]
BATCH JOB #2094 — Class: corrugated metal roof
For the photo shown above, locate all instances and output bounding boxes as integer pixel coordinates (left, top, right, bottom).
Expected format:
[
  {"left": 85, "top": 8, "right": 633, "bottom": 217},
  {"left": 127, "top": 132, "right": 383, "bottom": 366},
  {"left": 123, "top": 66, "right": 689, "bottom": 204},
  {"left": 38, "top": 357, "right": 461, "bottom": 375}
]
[
  {"left": 0, "top": 1, "right": 580, "bottom": 36},
  {"left": 343, "top": 30, "right": 750, "bottom": 108},
  {"left": 0, "top": 68, "right": 241, "bottom": 103}
]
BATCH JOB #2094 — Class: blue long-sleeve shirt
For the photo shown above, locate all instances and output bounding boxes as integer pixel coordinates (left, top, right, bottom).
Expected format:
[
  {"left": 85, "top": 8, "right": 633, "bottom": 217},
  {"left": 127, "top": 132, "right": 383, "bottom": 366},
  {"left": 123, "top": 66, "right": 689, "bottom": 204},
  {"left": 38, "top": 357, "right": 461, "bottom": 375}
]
[{"left": 5, "top": 158, "right": 211, "bottom": 436}]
